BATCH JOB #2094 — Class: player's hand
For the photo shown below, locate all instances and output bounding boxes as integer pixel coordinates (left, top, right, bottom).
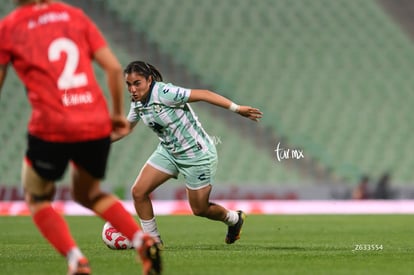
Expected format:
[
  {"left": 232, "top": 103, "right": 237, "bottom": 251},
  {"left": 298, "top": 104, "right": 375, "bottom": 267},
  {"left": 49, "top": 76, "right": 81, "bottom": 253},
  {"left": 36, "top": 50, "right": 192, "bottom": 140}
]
[
  {"left": 237, "top": 106, "right": 263, "bottom": 122},
  {"left": 111, "top": 114, "right": 130, "bottom": 139}
]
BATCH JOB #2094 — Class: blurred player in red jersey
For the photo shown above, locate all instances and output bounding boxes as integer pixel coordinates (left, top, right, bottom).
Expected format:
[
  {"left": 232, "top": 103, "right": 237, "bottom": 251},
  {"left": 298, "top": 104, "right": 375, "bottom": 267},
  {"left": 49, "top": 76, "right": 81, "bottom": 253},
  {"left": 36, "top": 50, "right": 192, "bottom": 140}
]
[{"left": 0, "top": 1, "right": 161, "bottom": 274}]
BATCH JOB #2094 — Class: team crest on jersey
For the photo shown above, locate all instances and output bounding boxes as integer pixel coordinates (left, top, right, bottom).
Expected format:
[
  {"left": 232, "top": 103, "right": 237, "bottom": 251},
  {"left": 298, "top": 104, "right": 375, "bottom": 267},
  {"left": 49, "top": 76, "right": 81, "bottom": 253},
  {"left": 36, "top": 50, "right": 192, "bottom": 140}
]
[{"left": 153, "top": 104, "right": 163, "bottom": 113}]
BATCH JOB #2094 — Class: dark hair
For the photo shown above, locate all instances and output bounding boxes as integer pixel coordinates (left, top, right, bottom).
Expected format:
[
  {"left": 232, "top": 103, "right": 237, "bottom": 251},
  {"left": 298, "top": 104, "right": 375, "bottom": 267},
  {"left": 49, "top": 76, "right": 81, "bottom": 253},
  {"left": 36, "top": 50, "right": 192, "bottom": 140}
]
[{"left": 124, "top": 61, "right": 163, "bottom": 82}]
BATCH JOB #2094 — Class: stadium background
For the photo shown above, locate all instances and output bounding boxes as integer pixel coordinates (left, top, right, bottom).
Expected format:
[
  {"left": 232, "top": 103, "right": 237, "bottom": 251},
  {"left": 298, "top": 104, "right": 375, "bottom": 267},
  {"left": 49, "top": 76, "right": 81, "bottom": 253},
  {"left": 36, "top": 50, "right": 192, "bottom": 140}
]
[{"left": 1, "top": 0, "right": 414, "bottom": 202}]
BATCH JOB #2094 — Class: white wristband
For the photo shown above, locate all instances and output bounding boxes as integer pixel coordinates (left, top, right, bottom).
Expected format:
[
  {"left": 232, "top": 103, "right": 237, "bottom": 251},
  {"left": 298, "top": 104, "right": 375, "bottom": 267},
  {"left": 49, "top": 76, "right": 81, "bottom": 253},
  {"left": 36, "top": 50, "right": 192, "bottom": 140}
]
[{"left": 229, "top": 102, "right": 240, "bottom": 113}]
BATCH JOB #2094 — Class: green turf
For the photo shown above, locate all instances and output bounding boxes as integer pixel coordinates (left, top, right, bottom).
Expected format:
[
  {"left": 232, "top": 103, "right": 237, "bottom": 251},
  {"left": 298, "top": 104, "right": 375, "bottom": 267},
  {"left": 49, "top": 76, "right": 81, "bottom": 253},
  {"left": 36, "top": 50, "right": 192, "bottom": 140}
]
[{"left": 1, "top": 214, "right": 413, "bottom": 274}]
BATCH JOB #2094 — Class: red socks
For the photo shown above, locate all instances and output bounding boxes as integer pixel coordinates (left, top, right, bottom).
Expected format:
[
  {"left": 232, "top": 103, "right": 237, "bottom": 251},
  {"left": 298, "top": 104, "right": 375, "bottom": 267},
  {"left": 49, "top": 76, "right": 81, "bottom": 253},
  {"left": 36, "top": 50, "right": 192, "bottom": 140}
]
[
  {"left": 32, "top": 201, "right": 140, "bottom": 256},
  {"left": 33, "top": 205, "right": 76, "bottom": 256},
  {"left": 99, "top": 201, "right": 141, "bottom": 240}
]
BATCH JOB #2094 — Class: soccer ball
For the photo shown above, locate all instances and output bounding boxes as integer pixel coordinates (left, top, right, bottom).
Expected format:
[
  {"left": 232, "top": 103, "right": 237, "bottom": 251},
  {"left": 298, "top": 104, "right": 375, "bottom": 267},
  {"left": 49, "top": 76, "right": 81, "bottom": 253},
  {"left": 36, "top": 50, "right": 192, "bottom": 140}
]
[{"left": 102, "top": 222, "right": 133, "bottom": 250}]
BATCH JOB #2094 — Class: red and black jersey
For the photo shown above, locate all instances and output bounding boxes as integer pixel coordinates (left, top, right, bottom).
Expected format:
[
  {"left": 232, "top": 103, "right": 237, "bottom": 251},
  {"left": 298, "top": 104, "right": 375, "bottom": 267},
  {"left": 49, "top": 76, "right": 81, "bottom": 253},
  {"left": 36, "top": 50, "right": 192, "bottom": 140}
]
[{"left": 0, "top": 2, "right": 112, "bottom": 142}]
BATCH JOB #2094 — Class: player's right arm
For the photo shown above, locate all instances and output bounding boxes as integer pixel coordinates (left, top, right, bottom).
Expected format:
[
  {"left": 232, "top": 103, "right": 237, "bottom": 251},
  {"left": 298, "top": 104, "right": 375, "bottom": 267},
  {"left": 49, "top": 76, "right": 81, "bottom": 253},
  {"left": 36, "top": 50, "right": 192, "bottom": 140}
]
[
  {"left": 111, "top": 101, "right": 141, "bottom": 142},
  {"left": 111, "top": 120, "right": 138, "bottom": 142}
]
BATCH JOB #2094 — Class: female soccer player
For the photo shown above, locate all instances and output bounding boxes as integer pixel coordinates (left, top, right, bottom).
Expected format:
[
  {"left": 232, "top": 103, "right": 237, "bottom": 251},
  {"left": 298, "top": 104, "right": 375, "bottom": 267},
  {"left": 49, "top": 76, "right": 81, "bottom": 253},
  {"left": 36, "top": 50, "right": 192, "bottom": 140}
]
[
  {"left": 113, "top": 61, "right": 263, "bottom": 246},
  {"left": 0, "top": 1, "right": 161, "bottom": 274}
]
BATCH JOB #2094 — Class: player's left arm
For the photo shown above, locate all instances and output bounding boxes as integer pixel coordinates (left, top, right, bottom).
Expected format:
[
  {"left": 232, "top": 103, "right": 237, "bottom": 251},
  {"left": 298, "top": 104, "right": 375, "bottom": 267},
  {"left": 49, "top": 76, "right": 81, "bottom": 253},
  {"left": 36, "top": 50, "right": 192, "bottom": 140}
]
[
  {"left": 94, "top": 47, "right": 130, "bottom": 138},
  {"left": 0, "top": 64, "right": 8, "bottom": 99},
  {"left": 188, "top": 89, "right": 263, "bottom": 122}
]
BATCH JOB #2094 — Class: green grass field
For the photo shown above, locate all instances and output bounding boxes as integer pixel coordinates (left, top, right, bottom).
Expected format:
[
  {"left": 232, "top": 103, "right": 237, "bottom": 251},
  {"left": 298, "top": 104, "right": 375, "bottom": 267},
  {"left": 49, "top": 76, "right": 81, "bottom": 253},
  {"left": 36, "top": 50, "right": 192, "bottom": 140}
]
[{"left": 1, "top": 214, "right": 414, "bottom": 275}]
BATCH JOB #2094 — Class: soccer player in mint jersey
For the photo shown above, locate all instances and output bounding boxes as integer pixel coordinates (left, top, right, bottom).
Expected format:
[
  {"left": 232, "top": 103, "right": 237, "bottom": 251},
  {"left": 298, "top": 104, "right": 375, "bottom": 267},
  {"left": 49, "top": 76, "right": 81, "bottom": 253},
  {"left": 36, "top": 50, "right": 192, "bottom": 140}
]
[
  {"left": 113, "top": 61, "right": 263, "bottom": 246},
  {"left": 0, "top": 1, "right": 161, "bottom": 274}
]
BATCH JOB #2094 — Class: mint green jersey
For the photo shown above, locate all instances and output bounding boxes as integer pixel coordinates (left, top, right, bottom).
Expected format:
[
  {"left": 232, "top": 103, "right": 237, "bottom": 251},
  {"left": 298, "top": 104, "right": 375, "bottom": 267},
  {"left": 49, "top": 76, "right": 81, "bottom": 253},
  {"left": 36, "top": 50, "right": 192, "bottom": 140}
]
[{"left": 127, "top": 81, "right": 214, "bottom": 160}]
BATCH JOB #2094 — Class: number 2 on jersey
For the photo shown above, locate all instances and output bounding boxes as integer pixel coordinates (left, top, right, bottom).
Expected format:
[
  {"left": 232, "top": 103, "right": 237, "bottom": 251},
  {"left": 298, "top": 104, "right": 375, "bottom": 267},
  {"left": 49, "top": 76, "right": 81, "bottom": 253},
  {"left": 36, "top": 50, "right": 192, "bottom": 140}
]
[{"left": 48, "top": 37, "right": 87, "bottom": 90}]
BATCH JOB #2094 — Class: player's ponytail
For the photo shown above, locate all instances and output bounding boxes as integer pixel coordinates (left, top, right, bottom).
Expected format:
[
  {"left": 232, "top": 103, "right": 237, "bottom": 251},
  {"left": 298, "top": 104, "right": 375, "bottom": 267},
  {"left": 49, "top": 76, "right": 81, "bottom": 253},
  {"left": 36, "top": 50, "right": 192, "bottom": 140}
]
[{"left": 124, "top": 61, "right": 163, "bottom": 82}]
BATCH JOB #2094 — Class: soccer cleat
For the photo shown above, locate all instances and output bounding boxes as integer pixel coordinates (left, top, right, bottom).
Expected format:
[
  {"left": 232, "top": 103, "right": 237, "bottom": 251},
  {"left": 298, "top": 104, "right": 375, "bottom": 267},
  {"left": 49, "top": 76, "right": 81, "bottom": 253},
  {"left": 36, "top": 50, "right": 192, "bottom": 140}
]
[
  {"left": 154, "top": 235, "right": 164, "bottom": 250},
  {"left": 225, "top": 210, "right": 246, "bottom": 244},
  {"left": 67, "top": 257, "right": 91, "bottom": 275},
  {"left": 137, "top": 234, "right": 162, "bottom": 275}
]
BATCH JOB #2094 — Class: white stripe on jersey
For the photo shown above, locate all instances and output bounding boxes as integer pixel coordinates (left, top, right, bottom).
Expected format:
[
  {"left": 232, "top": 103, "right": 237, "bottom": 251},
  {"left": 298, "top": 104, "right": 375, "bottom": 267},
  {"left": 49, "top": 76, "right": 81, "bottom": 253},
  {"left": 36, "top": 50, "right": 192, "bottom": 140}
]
[
  {"left": 162, "top": 108, "right": 195, "bottom": 158},
  {"left": 186, "top": 104, "right": 211, "bottom": 152}
]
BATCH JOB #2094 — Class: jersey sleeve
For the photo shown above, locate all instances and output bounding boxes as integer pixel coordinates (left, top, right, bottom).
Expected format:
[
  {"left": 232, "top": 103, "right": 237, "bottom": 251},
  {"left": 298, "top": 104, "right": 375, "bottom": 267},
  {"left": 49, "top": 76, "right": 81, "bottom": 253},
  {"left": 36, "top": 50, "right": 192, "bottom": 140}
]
[
  {"left": 81, "top": 10, "right": 107, "bottom": 54},
  {"left": 127, "top": 102, "right": 141, "bottom": 123},
  {"left": 156, "top": 82, "right": 191, "bottom": 107},
  {"left": 0, "top": 21, "right": 11, "bottom": 65}
]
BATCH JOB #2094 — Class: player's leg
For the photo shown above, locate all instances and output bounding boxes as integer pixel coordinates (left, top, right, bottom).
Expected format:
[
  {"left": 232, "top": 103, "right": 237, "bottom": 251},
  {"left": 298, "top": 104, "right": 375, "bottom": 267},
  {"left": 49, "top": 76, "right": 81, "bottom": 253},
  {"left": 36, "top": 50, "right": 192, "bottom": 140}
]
[
  {"left": 22, "top": 135, "right": 89, "bottom": 275},
  {"left": 186, "top": 184, "right": 237, "bottom": 221},
  {"left": 181, "top": 145, "right": 232, "bottom": 221},
  {"left": 183, "top": 144, "right": 245, "bottom": 244},
  {"left": 71, "top": 138, "right": 161, "bottom": 274},
  {"left": 131, "top": 146, "right": 177, "bottom": 245},
  {"left": 22, "top": 162, "right": 84, "bottom": 261},
  {"left": 131, "top": 163, "right": 174, "bottom": 245},
  {"left": 187, "top": 184, "right": 228, "bottom": 219},
  {"left": 71, "top": 165, "right": 161, "bottom": 274},
  {"left": 187, "top": 185, "right": 245, "bottom": 244},
  {"left": 71, "top": 164, "right": 143, "bottom": 241}
]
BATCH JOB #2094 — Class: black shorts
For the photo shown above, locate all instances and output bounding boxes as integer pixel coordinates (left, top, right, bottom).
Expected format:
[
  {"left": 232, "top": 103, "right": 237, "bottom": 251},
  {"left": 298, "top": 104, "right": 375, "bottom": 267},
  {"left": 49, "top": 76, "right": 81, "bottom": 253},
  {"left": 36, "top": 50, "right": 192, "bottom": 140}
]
[{"left": 26, "top": 134, "right": 111, "bottom": 181}]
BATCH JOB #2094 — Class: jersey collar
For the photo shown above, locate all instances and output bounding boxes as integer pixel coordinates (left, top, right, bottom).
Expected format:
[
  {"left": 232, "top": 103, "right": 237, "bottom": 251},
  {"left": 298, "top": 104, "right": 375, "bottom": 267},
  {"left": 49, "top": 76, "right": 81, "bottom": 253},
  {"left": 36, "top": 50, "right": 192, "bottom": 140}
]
[{"left": 142, "top": 81, "right": 156, "bottom": 107}]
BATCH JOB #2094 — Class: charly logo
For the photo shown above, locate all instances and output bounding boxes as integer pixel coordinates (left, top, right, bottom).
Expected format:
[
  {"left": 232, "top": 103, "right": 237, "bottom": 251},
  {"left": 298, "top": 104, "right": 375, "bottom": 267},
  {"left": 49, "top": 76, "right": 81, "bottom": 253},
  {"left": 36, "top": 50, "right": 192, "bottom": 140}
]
[{"left": 274, "top": 142, "right": 304, "bottom": 162}]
